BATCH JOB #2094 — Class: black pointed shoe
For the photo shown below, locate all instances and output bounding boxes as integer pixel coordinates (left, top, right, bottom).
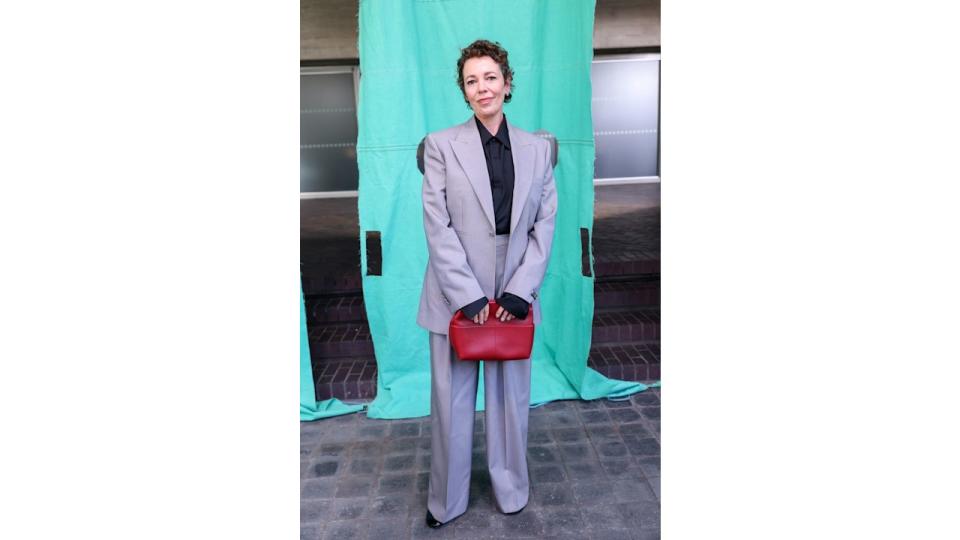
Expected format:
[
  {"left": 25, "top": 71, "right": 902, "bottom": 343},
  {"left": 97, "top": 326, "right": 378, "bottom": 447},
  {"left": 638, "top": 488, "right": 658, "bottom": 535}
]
[{"left": 425, "top": 510, "right": 444, "bottom": 528}]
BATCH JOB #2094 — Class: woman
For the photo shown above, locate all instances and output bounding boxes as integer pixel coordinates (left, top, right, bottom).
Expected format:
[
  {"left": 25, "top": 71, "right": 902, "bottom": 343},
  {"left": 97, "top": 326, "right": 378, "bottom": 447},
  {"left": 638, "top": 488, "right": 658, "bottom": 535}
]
[{"left": 415, "top": 39, "right": 558, "bottom": 528}]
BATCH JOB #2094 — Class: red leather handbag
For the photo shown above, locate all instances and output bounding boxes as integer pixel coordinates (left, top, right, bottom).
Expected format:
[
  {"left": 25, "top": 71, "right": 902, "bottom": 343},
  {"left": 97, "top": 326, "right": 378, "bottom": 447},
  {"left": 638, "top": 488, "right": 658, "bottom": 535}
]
[{"left": 449, "top": 300, "right": 534, "bottom": 361}]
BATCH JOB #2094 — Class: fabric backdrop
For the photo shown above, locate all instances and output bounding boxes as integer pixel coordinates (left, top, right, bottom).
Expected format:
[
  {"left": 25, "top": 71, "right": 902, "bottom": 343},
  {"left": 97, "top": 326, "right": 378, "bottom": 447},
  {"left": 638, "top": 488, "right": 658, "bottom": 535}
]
[{"left": 357, "top": 0, "right": 646, "bottom": 419}]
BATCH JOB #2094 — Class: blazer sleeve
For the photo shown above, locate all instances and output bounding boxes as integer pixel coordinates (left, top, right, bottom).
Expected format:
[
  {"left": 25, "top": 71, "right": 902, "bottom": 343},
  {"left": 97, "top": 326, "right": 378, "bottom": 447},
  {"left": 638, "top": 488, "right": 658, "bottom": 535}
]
[
  {"left": 421, "top": 133, "right": 485, "bottom": 310},
  {"left": 503, "top": 139, "right": 559, "bottom": 303}
]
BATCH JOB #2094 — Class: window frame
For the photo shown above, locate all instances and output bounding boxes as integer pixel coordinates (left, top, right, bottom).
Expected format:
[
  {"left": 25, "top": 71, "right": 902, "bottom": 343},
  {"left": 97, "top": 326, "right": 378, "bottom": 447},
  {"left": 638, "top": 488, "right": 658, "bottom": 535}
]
[{"left": 591, "top": 52, "right": 661, "bottom": 185}]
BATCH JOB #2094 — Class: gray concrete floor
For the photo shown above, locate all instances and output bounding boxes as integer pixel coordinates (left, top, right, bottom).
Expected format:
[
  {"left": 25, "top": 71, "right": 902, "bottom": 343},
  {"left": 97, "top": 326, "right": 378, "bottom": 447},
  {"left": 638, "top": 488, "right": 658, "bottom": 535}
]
[{"left": 301, "top": 389, "right": 660, "bottom": 540}]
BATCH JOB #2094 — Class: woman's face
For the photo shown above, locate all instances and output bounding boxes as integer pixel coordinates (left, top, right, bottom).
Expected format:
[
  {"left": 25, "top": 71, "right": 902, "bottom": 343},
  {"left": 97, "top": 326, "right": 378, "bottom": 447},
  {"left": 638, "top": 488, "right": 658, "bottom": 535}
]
[{"left": 462, "top": 55, "right": 511, "bottom": 119}]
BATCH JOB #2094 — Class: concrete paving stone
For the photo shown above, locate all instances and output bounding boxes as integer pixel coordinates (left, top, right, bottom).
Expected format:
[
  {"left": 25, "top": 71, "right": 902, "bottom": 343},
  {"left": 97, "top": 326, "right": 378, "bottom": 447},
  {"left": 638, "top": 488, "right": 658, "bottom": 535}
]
[
  {"left": 311, "top": 460, "right": 339, "bottom": 478},
  {"left": 300, "top": 523, "right": 322, "bottom": 540},
  {"left": 630, "top": 530, "right": 661, "bottom": 540},
  {"left": 300, "top": 429, "right": 324, "bottom": 442},
  {"left": 577, "top": 398, "right": 604, "bottom": 410},
  {"left": 418, "top": 453, "right": 431, "bottom": 471},
  {"left": 579, "top": 502, "right": 632, "bottom": 531},
  {"left": 579, "top": 409, "right": 612, "bottom": 424},
  {"left": 321, "top": 520, "right": 362, "bottom": 540},
  {"left": 565, "top": 460, "right": 604, "bottom": 481},
  {"left": 631, "top": 391, "right": 660, "bottom": 406},
  {"left": 421, "top": 422, "right": 431, "bottom": 437},
  {"left": 385, "top": 438, "right": 417, "bottom": 455},
  {"left": 592, "top": 527, "right": 636, "bottom": 540},
  {"left": 597, "top": 440, "right": 629, "bottom": 459},
  {"left": 646, "top": 474, "right": 660, "bottom": 500},
  {"left": 619, "top": 422, "right": 654, "bottom": 438},
  {"left": 301, "top": 444, "right": 313, "bottom": 459},
  {"left": 317, "top": 443, "right": 349, "bottom": 457},
  {"left": 527, "top": 430, "right": 553, "bottom": 445},
  {"left": 367, "top": 519, "right": 409, "bottom": 540},
  {"left": 639, "top": 406, "right": 660, "bottom": 420},
  {"left": 357, "top": 424, "right": 388, "bottom": 438},
  {"left": 416, "top": 438, "right": 431, "bottom": 452},
  {"left": 301, "top": 498, "right": 332, "bottom": 523},
  {"left": 646, "top": 420, "right": 661, "bottom": 437},
  {"left": 528, "top": 446, "right": 558, "bottom": 464},
  {"left": 618, "top": 501, "right": 660, "bottom": 530},
  {"left": 371, "top": 495, "right": 414, "bottom": 518},
  {"left": 384, "top": 454, "right": 416, "bottom": 472},
  {"left": 608, "top": 407, "right": 643, "bottom": 423},
  {"left": 390, "top": 422, "right": 421, "bottom": 438},
  {"left": 602, "top": 398, "right": 634, "bottom": 409},
  {"left": 449, "top": 509, "right": 493, "bottom": 533},
  {"left": 348, "top": 457, "right": 378, "bottom": 475},
  {"left": 571, "top": 480, "right": 622, "bottom": 506},
  {"left": 539, "top": 507, "right": 587, "bottom": 538},
  {"left": 471, "top": 451, "right": 486, "bottom": 468},
  {"left": 350, "top": 441, "right": 383, "bottom": 457},
  {"left": 472, "top": 436, "right": 484, "bottom": 450},
  {"left": 530, "top": 464, "right": 567, "bottom": 484},
  {"left": 330, "top": 497, "right": 368, "bottom": 520},
  {"left": 622, "top": 436, "right": 660, "bottom": 457},
  {"left": 552, "top": 427, "right": 587, "bottom": 443},
  {"left": 474, "top": 417, "right": 484, "bottom": 432},
  {"left": 377, "top": 472, "right": 416, "bottom": 496},
  {"left": 335, "top": 475, "right": 376, "bottom": 498},
  {"left": 502, "top": 509, "right": 545, "bottom": 537},
  {"left": 586, "top": 424, "right": 620, "bottom": 442},
  {"left": 636, "top": 456, "right": 660, "bottom": 478},
  {"left": 301, "top": 459, "right": 311, "bottom": 479},
  {"left": 532, "top": 482, "right": 575, "bottom": 506},
  {"left": 611, "top": 477, "right": 657, "bottom": 503},
  {"left": 599, "top": 459, "right": 634, "bottom": 476},
  {"left": 559, "top": 443, "right": 597, "bottom": 462},
  {"left": 302, "top": 477, "right": 338, "bottom": 500},
  {"left": 415, "top": 471, "right": 430, "bottom": 494},
  {"left": 545, "top": 410, "right": 579, "bottom": 427}
]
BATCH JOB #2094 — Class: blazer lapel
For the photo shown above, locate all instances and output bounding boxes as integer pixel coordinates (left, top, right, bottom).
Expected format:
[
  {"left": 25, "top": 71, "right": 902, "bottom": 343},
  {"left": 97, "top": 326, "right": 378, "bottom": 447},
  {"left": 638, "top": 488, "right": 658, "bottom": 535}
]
[
  {"left": 450, "top": 118, "right": 496, "bottom": 231},
  {"left": 508, "top": 123, "right": 534, "bottom": 236}
]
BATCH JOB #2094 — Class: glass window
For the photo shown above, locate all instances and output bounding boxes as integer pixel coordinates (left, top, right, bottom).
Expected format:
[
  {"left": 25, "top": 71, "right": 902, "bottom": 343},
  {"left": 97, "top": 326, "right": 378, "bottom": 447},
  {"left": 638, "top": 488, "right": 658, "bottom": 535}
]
[
  {"left": 300, "top": 69, "right": 359, "bottom": 193},
  {"left": 591, "top": 56, "right": 660, "bottom": 179}
]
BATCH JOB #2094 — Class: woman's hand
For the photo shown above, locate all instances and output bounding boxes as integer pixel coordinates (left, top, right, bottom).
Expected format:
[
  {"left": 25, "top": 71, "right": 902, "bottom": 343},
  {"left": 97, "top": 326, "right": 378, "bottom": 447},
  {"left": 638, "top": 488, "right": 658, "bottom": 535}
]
[
  {"left": 494, "top": 306, "right": 516, "bottom": 322},
  {"left": 472, "top": 303, "right": 490, "bottom": 325}
]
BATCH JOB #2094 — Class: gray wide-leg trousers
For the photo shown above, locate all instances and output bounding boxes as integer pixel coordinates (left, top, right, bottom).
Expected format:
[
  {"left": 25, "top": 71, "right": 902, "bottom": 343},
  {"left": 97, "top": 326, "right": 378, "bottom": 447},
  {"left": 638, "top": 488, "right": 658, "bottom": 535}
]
[{"left": 427, "top": 234, "right": 531, "bottom": 522}]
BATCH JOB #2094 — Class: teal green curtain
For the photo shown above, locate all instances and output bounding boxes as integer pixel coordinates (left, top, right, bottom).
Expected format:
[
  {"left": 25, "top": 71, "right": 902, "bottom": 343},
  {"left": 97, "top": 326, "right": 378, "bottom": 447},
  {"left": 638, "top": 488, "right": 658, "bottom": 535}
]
[
  {"left": 301, "top": 285, "right": 364, "bottom": 421},
  {"left": 357, "top": 0, "right": 646, "bottom": 419}
]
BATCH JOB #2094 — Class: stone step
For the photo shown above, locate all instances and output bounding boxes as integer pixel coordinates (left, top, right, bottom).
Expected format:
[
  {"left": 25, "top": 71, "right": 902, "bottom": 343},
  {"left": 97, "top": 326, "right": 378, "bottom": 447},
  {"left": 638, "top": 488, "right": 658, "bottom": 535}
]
[
  {"left": 588, "top": 343, "right": 661, "bottom": 381},
  {"left": 591, "top": 308, "right": 660, "bottom": 344},
  {"left": 307, "top": 322, "right": 373, "bottom": 359},
  {"left": 593, "top": 251, "right": 659, "bottom": 278},
  {"left": 305, "top": 292, "right": 366, "bottom": 324},
  {"left": 312, "top": 355, "right": 377, "bottom": 402}
]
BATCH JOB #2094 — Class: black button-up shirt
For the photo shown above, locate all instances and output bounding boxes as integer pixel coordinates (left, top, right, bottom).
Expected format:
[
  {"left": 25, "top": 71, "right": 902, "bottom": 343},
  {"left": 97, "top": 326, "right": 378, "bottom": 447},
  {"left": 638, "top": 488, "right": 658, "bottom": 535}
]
[
  {"left": 459, "top": 115, "right": 528, "bottom": 320},
  {"left": 475, "top": 116, "right": 515, "bottom": 236}
]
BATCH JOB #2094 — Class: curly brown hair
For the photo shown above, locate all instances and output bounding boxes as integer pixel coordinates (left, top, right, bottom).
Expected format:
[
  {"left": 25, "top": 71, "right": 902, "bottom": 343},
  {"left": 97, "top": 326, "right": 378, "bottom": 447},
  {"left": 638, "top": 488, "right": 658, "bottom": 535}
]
[{"left": 456, "top": 39, "right": 514, "bottom": 104}]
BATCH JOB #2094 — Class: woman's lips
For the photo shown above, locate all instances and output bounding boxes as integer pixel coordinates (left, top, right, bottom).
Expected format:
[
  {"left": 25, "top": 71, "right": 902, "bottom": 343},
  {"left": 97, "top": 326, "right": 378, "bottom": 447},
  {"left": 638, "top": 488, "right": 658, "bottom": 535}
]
[{"left": 478, "top": 98, "right": 493, "bottom": 105}]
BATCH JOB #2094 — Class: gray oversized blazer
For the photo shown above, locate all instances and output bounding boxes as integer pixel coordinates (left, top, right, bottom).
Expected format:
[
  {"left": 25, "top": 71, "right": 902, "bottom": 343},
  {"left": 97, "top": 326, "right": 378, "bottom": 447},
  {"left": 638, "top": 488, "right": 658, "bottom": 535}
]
[{"left": 416, "top": 117, "right": 558, "bottom": 335}]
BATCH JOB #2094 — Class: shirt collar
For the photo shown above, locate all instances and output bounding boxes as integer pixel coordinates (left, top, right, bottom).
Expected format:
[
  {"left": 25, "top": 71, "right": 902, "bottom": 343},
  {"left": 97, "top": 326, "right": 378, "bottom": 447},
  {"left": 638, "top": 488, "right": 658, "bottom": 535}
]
[{"left": 475, "top": 115, "right": 511, "bottom": 150}]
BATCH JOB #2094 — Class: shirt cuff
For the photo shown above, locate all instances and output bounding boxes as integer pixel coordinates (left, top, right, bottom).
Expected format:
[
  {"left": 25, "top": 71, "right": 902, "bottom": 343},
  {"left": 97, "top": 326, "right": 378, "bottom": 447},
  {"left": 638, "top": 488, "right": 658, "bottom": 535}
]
[
  {"left": 460, "top": 297, "right": 488, "bottom": 319},
  {"left": 496, "top": 293, "right": 530, "bottom": 319}
]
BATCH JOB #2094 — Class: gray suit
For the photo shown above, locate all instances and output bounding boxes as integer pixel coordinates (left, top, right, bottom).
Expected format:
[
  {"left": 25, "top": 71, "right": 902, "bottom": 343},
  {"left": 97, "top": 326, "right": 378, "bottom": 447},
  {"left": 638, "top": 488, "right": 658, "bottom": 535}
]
[{"left": 417, "top": 117, "right": 558, "bottom": 521}]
